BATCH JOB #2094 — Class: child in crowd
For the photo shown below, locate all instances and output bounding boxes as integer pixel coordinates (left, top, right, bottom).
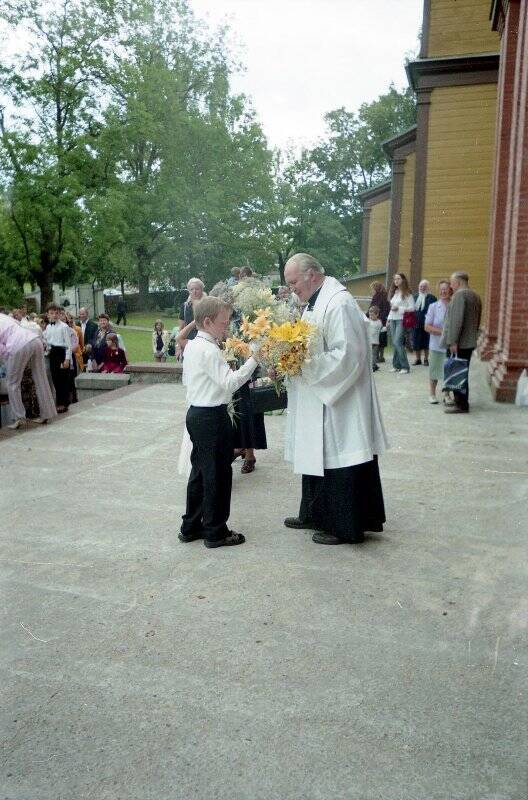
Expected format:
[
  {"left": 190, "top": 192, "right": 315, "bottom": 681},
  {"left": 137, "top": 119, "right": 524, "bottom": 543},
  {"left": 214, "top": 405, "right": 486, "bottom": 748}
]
[
  {"left": 366, "top": 306, "right": 383, "bottom": 372},
  {"left": 179, "top": 296, "right": 259, "bottom": 549},
  {"left": 100, "top": 333, "right": 128, "bottom": 373}
]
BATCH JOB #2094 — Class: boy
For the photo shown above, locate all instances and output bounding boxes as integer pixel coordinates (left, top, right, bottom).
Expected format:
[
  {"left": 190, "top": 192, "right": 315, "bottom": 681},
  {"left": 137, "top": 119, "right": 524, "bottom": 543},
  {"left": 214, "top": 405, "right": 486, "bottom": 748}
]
[
  {"left": 180, "top": 296, "right": 258, "bottom": 549},
  {"left": 366, "top": 306, "right": 383, "bottom": 372},
  {"left": 44, "top": 303, "right": 73, "bottom": 412}
]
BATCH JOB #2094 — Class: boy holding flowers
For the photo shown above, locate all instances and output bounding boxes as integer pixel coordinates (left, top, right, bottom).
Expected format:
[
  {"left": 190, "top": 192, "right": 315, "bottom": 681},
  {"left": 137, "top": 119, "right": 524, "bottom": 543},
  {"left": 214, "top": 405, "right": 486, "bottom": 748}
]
[{"left": 179, "top": 297, "right": 259, "bottom": 549}]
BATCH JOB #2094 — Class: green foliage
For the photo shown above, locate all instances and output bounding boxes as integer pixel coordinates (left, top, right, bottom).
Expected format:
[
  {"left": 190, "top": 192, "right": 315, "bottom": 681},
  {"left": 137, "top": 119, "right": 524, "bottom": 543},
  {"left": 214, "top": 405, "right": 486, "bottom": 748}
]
[{"left": 0, "top": 0, "right": 415, "bottom": 300}]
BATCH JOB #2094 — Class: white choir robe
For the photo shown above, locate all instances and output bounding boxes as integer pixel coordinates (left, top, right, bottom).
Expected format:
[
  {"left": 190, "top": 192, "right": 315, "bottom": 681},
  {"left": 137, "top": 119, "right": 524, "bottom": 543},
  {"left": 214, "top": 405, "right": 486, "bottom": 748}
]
[{"left": 285, "top": 276, "right": 389, "bottom": 477}]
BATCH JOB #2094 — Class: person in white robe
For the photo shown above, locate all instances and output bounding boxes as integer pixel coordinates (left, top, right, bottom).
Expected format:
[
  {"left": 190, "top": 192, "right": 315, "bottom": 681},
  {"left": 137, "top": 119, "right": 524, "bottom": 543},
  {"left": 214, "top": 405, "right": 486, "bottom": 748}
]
[{"left": 283, "top": 253, "right": 389, "bottom": 545}]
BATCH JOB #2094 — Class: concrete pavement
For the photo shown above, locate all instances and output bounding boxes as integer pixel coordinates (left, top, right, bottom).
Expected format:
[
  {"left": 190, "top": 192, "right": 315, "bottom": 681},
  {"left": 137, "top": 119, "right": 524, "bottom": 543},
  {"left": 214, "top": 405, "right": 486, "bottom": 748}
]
[{"left": 1, "top": 360, "right": 527, "bottom": 800}]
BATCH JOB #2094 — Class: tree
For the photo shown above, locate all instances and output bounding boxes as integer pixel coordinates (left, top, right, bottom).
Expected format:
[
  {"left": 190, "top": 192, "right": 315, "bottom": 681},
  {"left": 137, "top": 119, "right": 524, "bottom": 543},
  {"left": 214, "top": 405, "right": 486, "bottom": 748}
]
[
  {"left": 89, "top": 0, "right": 275, "bottom": 303},
  {"left": 0, "top": 0, "right": 114, "bottom": 308},
  {"left": 295, "top": 84, "right": 417, "bottom": 271}
]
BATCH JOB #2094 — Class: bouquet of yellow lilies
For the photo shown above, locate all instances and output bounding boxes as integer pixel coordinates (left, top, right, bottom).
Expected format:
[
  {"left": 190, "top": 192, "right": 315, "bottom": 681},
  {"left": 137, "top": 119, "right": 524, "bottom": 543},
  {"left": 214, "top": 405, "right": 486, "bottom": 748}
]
[
  {"left": 235, "top": 307, "right": 317, "bottom": 386},
  {"left": 260, "top": 319, "right": 317, "bottom": 380}
]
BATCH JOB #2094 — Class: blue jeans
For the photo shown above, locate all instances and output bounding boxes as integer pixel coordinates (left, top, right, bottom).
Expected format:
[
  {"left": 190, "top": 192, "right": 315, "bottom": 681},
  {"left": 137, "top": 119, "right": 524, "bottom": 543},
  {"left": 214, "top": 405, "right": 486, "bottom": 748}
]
[{"left": 390, "top": 320, "right": 410, "bottom": 371}]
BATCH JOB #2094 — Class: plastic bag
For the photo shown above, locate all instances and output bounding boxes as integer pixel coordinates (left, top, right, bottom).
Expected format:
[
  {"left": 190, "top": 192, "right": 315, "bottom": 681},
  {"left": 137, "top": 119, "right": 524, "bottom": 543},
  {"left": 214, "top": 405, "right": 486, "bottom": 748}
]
[{"left": 515, "top": 369, "right": 528, "bottom": 407}]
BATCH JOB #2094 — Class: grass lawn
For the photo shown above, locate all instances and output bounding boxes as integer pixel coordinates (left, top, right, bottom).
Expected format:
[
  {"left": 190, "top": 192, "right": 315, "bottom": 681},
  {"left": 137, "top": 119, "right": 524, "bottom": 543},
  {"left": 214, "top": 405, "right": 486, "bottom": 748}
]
[
  {"left": 119, "top": 329, "right": 156, "bottom": 362},
  {"left": 115, "top": 311, "right": 180, "bottom": 329}
]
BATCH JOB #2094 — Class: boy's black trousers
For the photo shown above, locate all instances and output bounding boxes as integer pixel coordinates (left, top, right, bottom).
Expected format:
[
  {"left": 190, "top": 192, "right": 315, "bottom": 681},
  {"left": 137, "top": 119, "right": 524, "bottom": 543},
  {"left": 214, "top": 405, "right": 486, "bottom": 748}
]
[{"left": 181, "top": 405, "right": 233, "bottom": 543}]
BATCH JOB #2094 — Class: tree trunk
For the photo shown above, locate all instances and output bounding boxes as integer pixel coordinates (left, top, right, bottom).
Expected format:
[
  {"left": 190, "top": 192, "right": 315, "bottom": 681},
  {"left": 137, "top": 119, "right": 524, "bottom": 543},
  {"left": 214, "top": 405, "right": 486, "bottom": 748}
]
[
  {"left": 36, "top": 252, "right": 55, "bottom": 311},
  {"left": 137, "top": 251, "right": 151, "bottom": 309},
  {"left": 120, "top": 276, "right": 125, "bottom": 299},
  {"left": 278, "top": 252, "right": 286, "bottom": 285}
]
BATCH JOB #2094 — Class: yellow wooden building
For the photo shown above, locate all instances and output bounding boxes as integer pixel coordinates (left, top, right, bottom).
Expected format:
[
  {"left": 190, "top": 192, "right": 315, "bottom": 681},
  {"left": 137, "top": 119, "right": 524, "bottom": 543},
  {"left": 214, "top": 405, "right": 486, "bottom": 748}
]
[
  {"left": 347, "top": 181, "right": 391, "bottom": 303},
  {"left": 360, "top": 0, "right": 500, "bottom": 303}
]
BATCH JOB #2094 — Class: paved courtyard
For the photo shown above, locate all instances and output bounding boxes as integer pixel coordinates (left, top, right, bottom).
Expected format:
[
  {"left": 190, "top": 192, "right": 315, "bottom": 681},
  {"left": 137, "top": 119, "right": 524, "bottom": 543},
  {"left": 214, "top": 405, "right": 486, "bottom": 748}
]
[{"left": 1, "top": 361, "right": 527, "bottom": 800}]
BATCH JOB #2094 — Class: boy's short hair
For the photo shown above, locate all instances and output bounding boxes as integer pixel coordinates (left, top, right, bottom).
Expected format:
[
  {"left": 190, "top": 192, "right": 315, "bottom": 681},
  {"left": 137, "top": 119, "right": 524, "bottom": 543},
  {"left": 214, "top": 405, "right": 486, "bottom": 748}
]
[
  {"left": 193, "top": 297, "right": 231, "bottom": 328},
  {"left": 46, "top": 303, "right": 61, "bottom": 312}
]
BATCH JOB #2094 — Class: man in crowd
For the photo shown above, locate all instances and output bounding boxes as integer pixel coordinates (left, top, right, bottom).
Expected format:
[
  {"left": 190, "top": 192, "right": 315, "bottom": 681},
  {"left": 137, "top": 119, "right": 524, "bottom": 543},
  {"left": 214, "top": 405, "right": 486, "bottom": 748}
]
[
  {"left": 441, "top": 270, "right": 482, "bottom": 414},
  {"left": 116, "top": 296, "right": 127, "bottom": 326},
  {"left": 78, "top": 307, "right": 98, "bottom": 361},
  {"left": 282, "top": 253, "right": 389, "bottom": 545}
]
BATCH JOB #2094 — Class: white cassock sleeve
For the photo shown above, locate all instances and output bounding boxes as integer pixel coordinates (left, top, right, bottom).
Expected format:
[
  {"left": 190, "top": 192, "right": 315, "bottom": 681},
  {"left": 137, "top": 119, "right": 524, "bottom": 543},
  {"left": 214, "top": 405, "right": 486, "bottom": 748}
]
[{"left": 299, "top": 300, "right": 368, "bottom": 406}]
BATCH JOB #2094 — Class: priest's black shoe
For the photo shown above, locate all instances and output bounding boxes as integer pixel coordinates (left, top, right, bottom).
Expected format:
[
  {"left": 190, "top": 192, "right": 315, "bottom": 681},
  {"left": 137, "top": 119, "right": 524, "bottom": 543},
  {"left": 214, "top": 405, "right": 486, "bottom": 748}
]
[
  {"left": 312, "top": 532, "right": 365, "bottom": 545},
  {"left": 284, "top": 516, "right": 323, "bottom": 531},
  {"left": 312, "top": 532, "right": 345, "bottom": 545}
]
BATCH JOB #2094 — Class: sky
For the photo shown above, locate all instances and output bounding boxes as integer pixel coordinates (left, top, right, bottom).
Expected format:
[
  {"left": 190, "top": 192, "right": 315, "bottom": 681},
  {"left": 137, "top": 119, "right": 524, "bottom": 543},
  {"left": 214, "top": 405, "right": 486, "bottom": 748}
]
[{"left": 189, "top": 0, "right": 424, "bottom": 150}]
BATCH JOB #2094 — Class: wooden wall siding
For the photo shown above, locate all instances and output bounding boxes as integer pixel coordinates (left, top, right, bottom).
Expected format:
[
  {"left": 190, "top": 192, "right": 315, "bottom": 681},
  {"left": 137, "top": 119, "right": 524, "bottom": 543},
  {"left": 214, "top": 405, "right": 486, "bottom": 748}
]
[
  {"left": 346, "top": 278, "right": 380, "bottom": 308},
  {"left": 421, "top": 83, "right": 497, "bottom": 302},
  {"left": 427, "top": 0, "right": 500, "bottom": 57},
  {"left": 398, "top": 152, "right": 416, "bottom": 276},
  {"left": 366, "top": 199, "right": 391, "bottom": 272}
]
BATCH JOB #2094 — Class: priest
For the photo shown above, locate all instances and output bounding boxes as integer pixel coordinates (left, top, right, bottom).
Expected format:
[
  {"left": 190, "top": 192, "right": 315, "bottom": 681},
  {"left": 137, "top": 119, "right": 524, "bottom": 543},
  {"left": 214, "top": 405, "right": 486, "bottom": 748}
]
[{"left": 283, "top": 253, "right": 389, "bottom": 545}]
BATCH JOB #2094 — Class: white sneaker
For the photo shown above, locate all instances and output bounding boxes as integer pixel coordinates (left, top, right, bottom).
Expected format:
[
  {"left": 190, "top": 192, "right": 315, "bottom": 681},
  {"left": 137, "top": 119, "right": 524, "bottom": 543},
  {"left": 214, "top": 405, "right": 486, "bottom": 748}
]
[
  {"left": 389, "top": 368, "right": 399, "bottom": 373},
  {"left": 429, "top": 396, "right": 439, "bottom": 404},
  {"left": 399, "top": 369, "right": 410, "bottom": 374}
]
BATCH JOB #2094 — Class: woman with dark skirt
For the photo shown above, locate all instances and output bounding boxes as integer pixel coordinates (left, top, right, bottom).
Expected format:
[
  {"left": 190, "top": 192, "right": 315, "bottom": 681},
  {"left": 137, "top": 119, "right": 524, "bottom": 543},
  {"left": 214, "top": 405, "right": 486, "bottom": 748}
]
[
  {"left": 232, "top": 375, "right": 267, "bottom": 474},
  {"left": 412, "top": 279, "right": 437, "bottom": 365}
]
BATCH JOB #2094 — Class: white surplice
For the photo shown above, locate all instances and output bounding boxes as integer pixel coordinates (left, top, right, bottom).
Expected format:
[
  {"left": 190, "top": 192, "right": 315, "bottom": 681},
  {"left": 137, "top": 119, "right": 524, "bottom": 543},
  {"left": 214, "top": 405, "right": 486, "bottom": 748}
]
[{"left": 285, "top": 276, "right": 389, "bottom": 476}]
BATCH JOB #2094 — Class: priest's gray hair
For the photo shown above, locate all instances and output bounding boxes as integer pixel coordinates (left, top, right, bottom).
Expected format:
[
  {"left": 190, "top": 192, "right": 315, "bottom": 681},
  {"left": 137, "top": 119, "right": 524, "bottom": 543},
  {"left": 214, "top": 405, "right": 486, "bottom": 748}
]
[{"left": 287, "top": 253, "right": 325, "bottom": 274}]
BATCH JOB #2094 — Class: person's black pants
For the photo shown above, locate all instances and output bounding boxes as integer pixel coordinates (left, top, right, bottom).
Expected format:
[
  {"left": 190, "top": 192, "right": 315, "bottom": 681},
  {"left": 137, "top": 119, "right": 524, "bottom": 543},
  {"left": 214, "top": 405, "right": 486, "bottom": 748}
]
[
  {"left": 48, "top": 346, "right": 70, "bottom": 408},
  {"left": 181, "top": 405, "right": 233, "bottom": 543},
  {"left": 116, "top": 313, "right": 127, "bottom": 325},
  {"left": 450, "top": 347, "right": 473, "bottom": 411},
  {"left": 298, "top": 457, "right": 385, "bottom": 542}
]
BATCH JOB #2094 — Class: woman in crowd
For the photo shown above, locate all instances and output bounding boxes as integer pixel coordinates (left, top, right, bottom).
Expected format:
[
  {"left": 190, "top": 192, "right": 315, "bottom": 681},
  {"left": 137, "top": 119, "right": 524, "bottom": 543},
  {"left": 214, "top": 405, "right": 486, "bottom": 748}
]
[
  {"left": 0, "top": 311, "right": 57, "bottom": 429},
  {"left": 231, "top": 378, "right": 267, "bottom": 473},
  {"left": 412, "top": 279, "right": 436, "bottom": 366},
  {"left": 152, "top": 320, "right": 170, "bottom": 362},
  {"left": 387, "top": 272, "right": 415, "bottom": 374},
  {"left": 178, "top": 278, "right": 205, "bottom": 355},
  {"left": 424, "top": 279, "right": 452, "bottom": 404},
  {"left": 368, "top": 281, "right": 390, "bottom": 362}
]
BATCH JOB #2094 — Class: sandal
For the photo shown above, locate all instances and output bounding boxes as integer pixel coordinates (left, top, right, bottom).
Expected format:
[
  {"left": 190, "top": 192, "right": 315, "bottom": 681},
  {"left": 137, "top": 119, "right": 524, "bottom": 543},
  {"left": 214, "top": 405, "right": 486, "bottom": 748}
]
[
  {"left": 204, "top": 531, "right": 246, "bottom": 548},
  {"left": 241, "top": 458, "right": 256, "bottom": 474}
]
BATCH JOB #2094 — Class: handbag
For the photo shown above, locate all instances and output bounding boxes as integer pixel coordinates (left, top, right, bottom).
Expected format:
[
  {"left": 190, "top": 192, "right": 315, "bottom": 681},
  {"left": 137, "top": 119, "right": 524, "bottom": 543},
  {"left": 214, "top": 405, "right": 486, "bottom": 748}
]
[
  {"left": 402, "top": 310, "right": 417, "bottom": 329},
  {"left": 167, "top": 339, "right": 176, "bottom": 357},
  {"left": 443, "top": 356, "right": 469, "bottom": 393},
  {"left": 250, "top": 383, "right": 288, "bottom": 414}
]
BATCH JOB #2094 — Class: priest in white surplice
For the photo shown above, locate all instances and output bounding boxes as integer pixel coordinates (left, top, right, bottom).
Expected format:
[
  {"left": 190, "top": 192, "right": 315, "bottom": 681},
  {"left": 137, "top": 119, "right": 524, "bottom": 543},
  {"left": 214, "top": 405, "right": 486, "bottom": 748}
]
[{"left": 283, "top": 253, "right": 389, "bottom": 545}]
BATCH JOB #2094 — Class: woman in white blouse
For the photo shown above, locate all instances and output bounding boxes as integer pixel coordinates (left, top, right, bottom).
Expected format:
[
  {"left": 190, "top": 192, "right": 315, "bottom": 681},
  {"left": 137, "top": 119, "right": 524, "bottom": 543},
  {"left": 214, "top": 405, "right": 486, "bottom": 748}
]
[{"left": 387, "top": 272, "right": 415, "bottom": 374}]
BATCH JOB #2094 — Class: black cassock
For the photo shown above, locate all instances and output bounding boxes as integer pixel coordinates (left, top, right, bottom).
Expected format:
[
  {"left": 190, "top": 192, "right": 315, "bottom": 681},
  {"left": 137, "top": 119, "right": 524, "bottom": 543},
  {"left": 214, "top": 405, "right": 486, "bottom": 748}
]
[{"left": 299, "top": 456, "right": 385, "bottom": 542}]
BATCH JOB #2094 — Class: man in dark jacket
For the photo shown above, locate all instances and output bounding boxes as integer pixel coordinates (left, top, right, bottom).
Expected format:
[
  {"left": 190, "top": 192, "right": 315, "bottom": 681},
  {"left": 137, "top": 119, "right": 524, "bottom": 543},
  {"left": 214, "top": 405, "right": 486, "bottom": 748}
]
[
  {"left": 441, "top": 271, "right": 482, "bottom": 413},
  {"left": 78, "top": 307, "right": 98, "bottom": 366},
  {"left": 116, "top": 297, "right": 127, "bottom": 326}
]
